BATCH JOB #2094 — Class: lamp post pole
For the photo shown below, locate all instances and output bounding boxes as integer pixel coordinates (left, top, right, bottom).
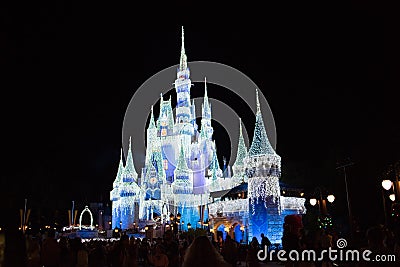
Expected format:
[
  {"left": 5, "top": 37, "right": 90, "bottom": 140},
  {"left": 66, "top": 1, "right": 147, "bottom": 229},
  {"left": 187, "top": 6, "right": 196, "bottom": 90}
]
[
  {"left": 394, "top": 164, "right": 400, "bottom": 200},
  {"left": 336, "top": 162, "right": 354, "bottom": 240},
  {"left": 382, "top": 189, "right": 388, "bottom": 226}
]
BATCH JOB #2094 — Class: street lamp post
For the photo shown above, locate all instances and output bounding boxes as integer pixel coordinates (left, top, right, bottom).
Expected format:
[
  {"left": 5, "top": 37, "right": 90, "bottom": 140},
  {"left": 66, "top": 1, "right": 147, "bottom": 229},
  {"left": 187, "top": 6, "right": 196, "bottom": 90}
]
[
  {"left": 176, "top": 213, "right": 181, "bottom": 232},
  {"left": 381, "top": 180, "right": 392, "bottom": 226},
  {"left": 309, "top": 188, "right": 335, "bottom": 215},
  {"left": 169, "top": 213, "right": 181, "bottom": 235},
  {"left": 240, "top": 225, "right": 245, "bottom": 243},
  {"left": 336, "top": 162, "right": 354, "bottom": 240}
]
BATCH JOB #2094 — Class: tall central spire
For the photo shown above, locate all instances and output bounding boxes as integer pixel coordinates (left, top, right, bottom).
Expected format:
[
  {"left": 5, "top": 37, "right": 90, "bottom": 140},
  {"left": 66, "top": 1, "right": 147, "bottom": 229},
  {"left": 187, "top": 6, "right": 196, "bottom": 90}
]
[
  {"left": 256, "top": 88, "right": 261, "bottom": 114},
  {"left": 179, "top": 26, "right": 187, "bottom": 71},
  {"left": 202, "top": 77, "right": 211, "bottom": 119}
]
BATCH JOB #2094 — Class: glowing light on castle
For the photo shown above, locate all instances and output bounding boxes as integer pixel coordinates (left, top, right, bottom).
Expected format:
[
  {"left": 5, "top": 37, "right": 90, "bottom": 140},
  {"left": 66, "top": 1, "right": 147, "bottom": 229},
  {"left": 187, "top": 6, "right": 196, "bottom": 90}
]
[{"left": 110, "top": 27, "right": 306, "bottom": 243}]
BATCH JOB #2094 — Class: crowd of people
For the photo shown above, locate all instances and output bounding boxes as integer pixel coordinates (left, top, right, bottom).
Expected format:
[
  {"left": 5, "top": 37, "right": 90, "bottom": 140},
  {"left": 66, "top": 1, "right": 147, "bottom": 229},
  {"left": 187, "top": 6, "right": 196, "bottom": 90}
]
[
  {"left": 1, "top": 219, "right": 400, "bottom": 267},
  {"left": 2, "top": 228, "right": 252, "bottom": 267}
]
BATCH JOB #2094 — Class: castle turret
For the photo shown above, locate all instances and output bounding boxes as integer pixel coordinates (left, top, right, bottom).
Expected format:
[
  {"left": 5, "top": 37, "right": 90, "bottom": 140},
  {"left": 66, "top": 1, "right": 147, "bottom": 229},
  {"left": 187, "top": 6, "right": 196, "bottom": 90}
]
[
  {"left": 124, "top": 137, "right": 138, "bottom": 183},
  {"left": 173, "top": 141, "right": 192, "bottom": 194},
  {"left": 111, "top": 148, "right": 124, "bottom": 228},
  {"left": 200, "top": 78, "right": 213, "bottom": 140},
  {"left": 159, "top": 94, "right": 174, "bottom": 137},
  {"left": 246, "top": 89, "right": 282, "bottom": 244},
  {"left": 175, "top": 26, "right": 194, "bottom": 143},
  {"left": 145, "top": 106, "right": 158, "bottom": 166}
]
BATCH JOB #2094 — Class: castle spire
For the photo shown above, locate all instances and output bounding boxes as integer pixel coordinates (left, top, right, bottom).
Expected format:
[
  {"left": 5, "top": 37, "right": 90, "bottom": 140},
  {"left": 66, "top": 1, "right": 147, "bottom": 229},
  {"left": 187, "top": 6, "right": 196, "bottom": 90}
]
[
  {"left": 249, "top": 89, "right": 275, "bottom": 156},
  {"left": 233, "top": 118, "right": 248, "bottom": 167},
  {"left": 239, "top": 117, "right": 243, "bottom": 137},
  {"left": 114, "top": 148, "right": 125, "bottom": 187},
  {"left": 202, "top": 77, "right": 211, "bottom": 119},
  {"left": 256, "top": 88, "right": 261, "bottom": 114},
  {"left": 204, "top": 77, "right": 208, "bottom": 98},
  {"left": 176, "top": 140, "right": 189, "bottom": 171},
  {"left": 125, "top": 137, "right": 138, "bottom": 181},
  {"left": 149, "top": 105, "right": 156, "bottom": 129},
  {"left": 210, "top": 148, "right": 220, "bottom": 181},
  {"left": 179, "top": 26, "right": 187, "bottom": 71}
]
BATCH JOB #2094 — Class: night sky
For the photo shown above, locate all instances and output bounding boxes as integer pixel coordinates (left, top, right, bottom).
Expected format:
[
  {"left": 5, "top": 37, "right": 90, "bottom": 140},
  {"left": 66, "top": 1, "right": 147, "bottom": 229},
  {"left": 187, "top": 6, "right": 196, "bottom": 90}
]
[{"left": 1, "top": 2, "right": 399, "bottom": 229}]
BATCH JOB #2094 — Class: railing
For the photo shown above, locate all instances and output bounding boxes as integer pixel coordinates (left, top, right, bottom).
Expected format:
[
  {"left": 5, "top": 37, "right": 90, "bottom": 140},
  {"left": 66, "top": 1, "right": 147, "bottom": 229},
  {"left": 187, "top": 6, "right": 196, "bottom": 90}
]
[{"left": 209, "top": 198, "right": 249, "bottom": 215}]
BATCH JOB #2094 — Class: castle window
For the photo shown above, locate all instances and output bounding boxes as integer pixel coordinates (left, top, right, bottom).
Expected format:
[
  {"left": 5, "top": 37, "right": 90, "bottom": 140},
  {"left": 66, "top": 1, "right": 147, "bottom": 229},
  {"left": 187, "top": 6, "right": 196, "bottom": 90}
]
[{"left": 163, "top": 159, "right": 168, "bottom": 170}]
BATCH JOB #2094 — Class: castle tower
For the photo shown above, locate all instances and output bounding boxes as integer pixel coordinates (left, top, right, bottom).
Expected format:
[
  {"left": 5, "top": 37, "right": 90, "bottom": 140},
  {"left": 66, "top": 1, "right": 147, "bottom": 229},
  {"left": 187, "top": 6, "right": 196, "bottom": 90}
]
[
  {"left": 124, "top": 137, "right": 138, "bottom": 183},
  {"left": 145, "top": 106, "right": 165, "bottom": 182},
  {"left": 158, "top": 94, "right": 176, "bottom": 184},
  {"left": 200, "top": 78, "right": 213, "bottom": 140},
  {"left": 174, "top": 26, "right": 194, "bottom": 148},
  {"left": 145, "top": 106, "right": 158, "bottom": 166},
  {"left": 119, "top": 137, "right": 141, "bottom": 229},
  {"left": 110, "top": 148, "right": 124, "bottom": 228},
  {"left": 246, "top": 89, "right": 282, "bottom": 243},
  {"left": 173, "top": 141, "right": 193, "bottom": 194}
]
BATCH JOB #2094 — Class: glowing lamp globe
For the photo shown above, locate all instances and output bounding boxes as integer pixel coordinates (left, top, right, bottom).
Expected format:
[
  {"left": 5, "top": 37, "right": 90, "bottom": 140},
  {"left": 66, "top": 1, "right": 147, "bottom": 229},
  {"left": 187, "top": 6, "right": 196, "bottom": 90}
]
[
  {"left": 310, "top": 198, "right": 317, "bottom": 206},
  {"left": 327, "top": 195, "right": 335, "bottom": 203},
  {"left": 382, "top": 180, "right": 393, "bottom": 191},
  {"left": 224, "top": 226, "right": 229, "bottom": 232},
  {"left": 389, "top": 194, "right": 396, "bottom": 202}
]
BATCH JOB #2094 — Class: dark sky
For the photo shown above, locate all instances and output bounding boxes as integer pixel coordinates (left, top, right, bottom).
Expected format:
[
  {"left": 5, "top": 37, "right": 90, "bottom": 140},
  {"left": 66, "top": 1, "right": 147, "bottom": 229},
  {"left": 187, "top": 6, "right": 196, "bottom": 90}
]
[{"left": 1, "top": 2, "right": 399, "bottom": 228}]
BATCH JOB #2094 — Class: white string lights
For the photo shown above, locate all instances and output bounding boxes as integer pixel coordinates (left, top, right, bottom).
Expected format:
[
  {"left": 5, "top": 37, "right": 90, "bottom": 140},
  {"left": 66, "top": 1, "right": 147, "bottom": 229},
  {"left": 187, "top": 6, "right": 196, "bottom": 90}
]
[{"left": 110, "top": 29, "right": 306, "bottom": 243}]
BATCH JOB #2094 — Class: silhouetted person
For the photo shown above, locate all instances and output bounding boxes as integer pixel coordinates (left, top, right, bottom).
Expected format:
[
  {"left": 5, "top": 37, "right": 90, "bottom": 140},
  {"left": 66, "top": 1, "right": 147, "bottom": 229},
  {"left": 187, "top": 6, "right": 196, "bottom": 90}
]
[
  {"left": 3, "top": 227, "right": 27, "bottom": 267},
  {"left": 246, "top": 237, "right": 260, "bottom": 267},
  {"left": 221, "top": 235, "right": 238, "bottom": 267},
  {"left": 260, "top": 233, "right": 271, "bottom": 262},
  {"left": 58, "top": 237, "right": 72, "bottom": 267},
  {"left": 163, "top": 230, "right": 179, "bottom": 267},
  {"left": 358, "top": 226, "right": 395, "bottom": 267},
  {"left": 41, "top": 229, "right": 60, "bottom": 267},
  {"left": 183, "top": 235, "right": 230, "bottom": 267},
  {"left": 27, "top": 234, "right": 41, "bottom": 267},
  {"left": 148, "top": 244, "right": 168, "bottom": 267}
]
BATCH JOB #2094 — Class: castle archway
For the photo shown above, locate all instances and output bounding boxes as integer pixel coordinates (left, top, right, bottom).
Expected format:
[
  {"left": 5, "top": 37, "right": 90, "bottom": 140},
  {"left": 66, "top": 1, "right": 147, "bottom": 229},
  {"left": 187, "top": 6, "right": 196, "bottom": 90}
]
[{"left": 79, "top": 206, "right": 94, "bottom": 230}]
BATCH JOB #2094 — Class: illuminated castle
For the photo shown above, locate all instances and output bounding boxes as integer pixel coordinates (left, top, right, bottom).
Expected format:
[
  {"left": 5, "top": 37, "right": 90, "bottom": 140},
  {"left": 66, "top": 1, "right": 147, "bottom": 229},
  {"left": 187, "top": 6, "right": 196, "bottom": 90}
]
[{"left": 110, "top": 27, "right": 306, "bottom": 244}]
